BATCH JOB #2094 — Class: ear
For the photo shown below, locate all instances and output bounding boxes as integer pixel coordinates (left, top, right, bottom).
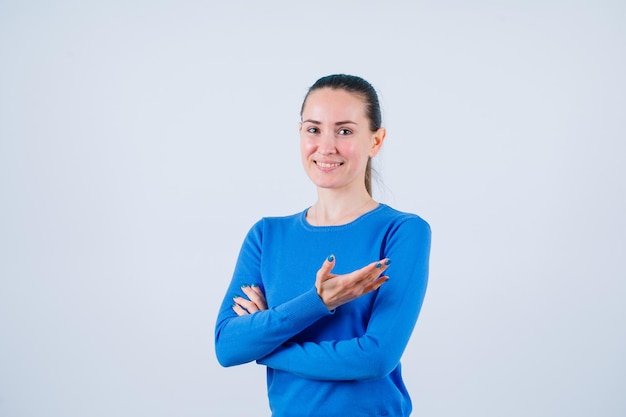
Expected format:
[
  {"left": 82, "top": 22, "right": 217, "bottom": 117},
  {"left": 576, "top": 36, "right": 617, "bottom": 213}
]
[
  {"left": 298, "top": 121, "right": 303, "bottom": 132},
  {"left": 368, "top": 128, "right": 386, "bottom": 157}
]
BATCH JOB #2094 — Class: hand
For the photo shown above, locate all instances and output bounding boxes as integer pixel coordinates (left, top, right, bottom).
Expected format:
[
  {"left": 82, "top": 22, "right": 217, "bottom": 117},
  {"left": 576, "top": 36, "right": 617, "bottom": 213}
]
[
  {"left": 232, "top": 284, "right": 268, "bottom": 316},
  {"left": 315, "top": 255, "right": 390, "bottom": 311}
]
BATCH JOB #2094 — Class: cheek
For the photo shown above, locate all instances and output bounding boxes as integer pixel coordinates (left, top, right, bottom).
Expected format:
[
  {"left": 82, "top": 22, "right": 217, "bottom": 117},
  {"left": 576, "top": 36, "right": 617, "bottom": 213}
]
[
  {"left": 300, "top": 138, "right": 315, "bottom": 157},
  {"left": 337, "top": 141, "right": 364, "bottom": 160}
]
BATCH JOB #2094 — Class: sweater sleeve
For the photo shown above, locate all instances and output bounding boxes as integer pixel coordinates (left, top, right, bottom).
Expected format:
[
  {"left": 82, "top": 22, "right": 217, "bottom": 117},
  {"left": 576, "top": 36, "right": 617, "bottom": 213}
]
[
  {"left": 214, "top": 220, "right": 333, "bottom": 367},
  {"left": 257, "top": 217, "right": 431, "bottom": 380}
]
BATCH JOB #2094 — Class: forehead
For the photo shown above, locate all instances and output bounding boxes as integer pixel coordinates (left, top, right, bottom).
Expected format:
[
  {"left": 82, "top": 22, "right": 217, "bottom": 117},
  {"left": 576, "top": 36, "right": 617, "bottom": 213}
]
[{"left": 302, "top": 88, "right": 367, "bottom": 120}]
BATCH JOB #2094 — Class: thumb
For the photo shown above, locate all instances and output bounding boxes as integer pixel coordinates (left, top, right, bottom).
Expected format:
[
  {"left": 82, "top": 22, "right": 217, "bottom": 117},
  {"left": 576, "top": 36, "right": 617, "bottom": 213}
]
[{"left": 316, "top": 254, "right": 336, "bottom": 282}]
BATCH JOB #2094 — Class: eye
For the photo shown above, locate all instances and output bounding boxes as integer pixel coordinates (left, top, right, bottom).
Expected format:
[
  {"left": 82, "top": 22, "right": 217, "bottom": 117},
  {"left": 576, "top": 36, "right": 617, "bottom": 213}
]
[
  {"left": 306, "top": 126, "right": 319, "bottom": 134},
  {"left": 337, "top": 128, "right": 353, "bottom": 136}
]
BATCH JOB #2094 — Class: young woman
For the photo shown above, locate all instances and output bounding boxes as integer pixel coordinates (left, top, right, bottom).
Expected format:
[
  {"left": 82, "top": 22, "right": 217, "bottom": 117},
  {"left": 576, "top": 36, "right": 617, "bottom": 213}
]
[{"left": 215, "top": 74, "right": 431, "bottom": 417}]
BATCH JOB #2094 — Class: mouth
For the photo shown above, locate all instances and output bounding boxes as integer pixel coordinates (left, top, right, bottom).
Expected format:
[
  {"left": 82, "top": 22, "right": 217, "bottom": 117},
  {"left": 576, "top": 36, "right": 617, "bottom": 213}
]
[{"left": 315, "top": 161, "right": 343, "bottom": 169}]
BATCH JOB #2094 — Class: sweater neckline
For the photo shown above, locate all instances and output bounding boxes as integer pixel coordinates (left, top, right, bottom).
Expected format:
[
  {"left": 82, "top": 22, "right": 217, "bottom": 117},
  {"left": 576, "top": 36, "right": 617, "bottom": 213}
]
[{"left": 300, "top": 203, "right": 386, "bottom": 231}]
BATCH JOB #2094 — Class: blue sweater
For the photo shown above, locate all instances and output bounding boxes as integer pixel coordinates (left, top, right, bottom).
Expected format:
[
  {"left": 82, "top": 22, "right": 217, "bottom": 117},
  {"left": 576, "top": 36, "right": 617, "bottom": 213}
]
[{"left": 215, "top": 204, "right": 431, "bottom": 417}]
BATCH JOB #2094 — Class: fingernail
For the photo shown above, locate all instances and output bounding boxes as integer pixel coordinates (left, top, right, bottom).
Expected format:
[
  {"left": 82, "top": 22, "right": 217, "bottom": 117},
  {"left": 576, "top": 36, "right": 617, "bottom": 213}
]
[
  {"left": 231, "top": 303, "right": 237, "bottom": 309},
  {"left": 241, "top": 284, "right": 248, "bottom": 288},
  {"left": 376, "top": 262, "right": 382, "bottom": 268},
  {"left": 385, "top": 259, "right": 391, "bottom": 265},
  {"left": 327, "top": 254, "right": 335, "bottom": 262},
  {"left": 251, "top": 283, "right": 258, "bottom": 288}
]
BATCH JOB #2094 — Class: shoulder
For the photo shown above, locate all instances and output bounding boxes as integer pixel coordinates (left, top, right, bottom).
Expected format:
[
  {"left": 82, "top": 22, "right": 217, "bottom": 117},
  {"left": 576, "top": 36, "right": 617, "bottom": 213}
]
[
  {"left": 376, "top": 204, "right": 431, "bottom": 233},
  {"left": 375, "top": 205, "right": 431, "bottom": 258},
  {"left": 246, "top": 209, "right": 307, "bottom": 236},
  {"left": 258, "top": 210, "right": 304, "bottom": 228},
  {"left": 239, "top": 210, "right": 306, "bottom": 253}
]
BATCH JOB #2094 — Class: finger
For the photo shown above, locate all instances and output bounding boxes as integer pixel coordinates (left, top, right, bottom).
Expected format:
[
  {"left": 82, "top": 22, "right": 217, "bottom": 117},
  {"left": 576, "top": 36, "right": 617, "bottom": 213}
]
[
  {"left": 232, "top": 302, "right": 249, "bottom": 316},
  {"left": 248, "top": 284, "right": 266, "bottom": 300},
  {"left": 373, "top": 258, "right": 391, "bottom": 271},
  {"left": 363, "top": 275, "right": 389, "bottom": 293},
  {"left": 348, "top": 259, "right": 389, "bottom": 286},
  {"left": 233, "top": 296, "right": 260, "bottom": 314},
  {"left": 242, "top": 285, "right": 268, "bottom": 310},
  {"left": 364, "top": 258, "right": 392, "bottom": 278},
  {"left": 316, "top": 254, "right": 336, "bottom": 282}
]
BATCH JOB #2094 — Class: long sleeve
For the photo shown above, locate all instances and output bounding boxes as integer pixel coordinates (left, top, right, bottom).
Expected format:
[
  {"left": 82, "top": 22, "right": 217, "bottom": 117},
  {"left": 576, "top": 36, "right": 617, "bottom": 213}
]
[
  {"left": 257, "top": 217, "right": 430, "bottom": 380},
  {"left": 214, "top": 220, "right": 333, "bottom": 367},
  {"left": 215, "top": 206, "right": 431, "bottom": 417}
]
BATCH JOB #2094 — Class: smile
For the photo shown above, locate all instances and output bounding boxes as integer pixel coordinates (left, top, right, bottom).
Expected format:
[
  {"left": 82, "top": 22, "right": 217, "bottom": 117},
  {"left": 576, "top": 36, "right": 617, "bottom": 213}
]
[{"left": 315, "top": 161, "right": 343, "bottom": 168}]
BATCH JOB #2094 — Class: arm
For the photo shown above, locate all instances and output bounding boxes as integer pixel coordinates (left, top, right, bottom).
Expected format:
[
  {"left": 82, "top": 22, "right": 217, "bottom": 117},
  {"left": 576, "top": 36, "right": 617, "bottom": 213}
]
[
  {"left": 214, "top": 220, "right": 333, "bottom": 367},
  {"left": 216, "top": 220, "right": 395, "bottom": 367},
  {"left": 216, "top": 288, "right": 331, "bottom": 367},
  {"left": 257, "top": 217, "right": 431, "bottom": 380}
]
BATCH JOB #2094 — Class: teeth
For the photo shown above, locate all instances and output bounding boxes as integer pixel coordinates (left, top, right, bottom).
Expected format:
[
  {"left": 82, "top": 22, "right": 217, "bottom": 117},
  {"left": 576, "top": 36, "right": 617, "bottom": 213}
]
[{"left": 317, "top": 162, "right": 341, "bottom": 168}]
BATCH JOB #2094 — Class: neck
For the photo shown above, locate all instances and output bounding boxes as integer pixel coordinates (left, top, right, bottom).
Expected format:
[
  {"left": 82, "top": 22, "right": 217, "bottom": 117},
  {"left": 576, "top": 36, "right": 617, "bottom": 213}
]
[{"left": 308, "top": 187, "right": 377, "bottom": 226}]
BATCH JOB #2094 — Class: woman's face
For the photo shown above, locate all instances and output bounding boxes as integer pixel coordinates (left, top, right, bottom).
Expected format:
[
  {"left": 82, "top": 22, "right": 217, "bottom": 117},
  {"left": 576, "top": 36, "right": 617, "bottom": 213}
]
[{"left": 299, "top": 88, "right": 385, "bottom": 193}]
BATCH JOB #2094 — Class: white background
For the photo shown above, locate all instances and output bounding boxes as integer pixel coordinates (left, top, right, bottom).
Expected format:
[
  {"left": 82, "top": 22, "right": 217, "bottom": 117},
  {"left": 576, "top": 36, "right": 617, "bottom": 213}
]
[{"left": 1, "top": 1, "right": 624, "bottom": 416}]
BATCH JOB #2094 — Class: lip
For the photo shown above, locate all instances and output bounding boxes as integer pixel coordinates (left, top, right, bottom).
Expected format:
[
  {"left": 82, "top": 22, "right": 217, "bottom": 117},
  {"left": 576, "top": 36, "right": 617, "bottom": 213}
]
[{"left": 314, "top": 160, "right": 343, "bottom": 171}]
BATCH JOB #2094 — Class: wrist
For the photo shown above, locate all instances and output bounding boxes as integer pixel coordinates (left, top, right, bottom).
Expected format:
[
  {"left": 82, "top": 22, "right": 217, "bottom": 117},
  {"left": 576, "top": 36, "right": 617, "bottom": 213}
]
[{"left": 315, "top": 285, "right": 336, "bottom": 312}]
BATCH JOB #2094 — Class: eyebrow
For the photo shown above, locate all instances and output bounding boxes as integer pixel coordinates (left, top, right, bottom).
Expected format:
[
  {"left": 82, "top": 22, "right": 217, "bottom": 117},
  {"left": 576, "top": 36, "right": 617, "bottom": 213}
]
[{"left": 301, "top": 119, "right": 358, "bottom": 125}]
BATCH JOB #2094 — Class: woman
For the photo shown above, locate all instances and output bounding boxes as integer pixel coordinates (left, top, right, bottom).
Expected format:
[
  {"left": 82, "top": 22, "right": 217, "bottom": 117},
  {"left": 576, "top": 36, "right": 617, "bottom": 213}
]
[{"left": 215, "top": 74, "right": 431, "bottom": 417}]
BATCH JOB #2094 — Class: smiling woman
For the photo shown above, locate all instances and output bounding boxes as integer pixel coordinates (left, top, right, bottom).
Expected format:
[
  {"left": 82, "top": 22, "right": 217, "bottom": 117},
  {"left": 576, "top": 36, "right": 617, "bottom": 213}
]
[
  {"left": 214, "top": 74, "right": 431, "bottom": 417},
  {"left": 299, "top": 87, "right": 385, "bottom": 217},
  {"left": 300, "top": 74, "right": 383, "bottom": 199}
]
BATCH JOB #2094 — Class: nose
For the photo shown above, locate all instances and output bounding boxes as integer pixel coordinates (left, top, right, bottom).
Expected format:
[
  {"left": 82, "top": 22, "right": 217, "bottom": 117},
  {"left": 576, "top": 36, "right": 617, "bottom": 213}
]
[{"left": 317, "top": 131, "right": 337, "bottom": 155}]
